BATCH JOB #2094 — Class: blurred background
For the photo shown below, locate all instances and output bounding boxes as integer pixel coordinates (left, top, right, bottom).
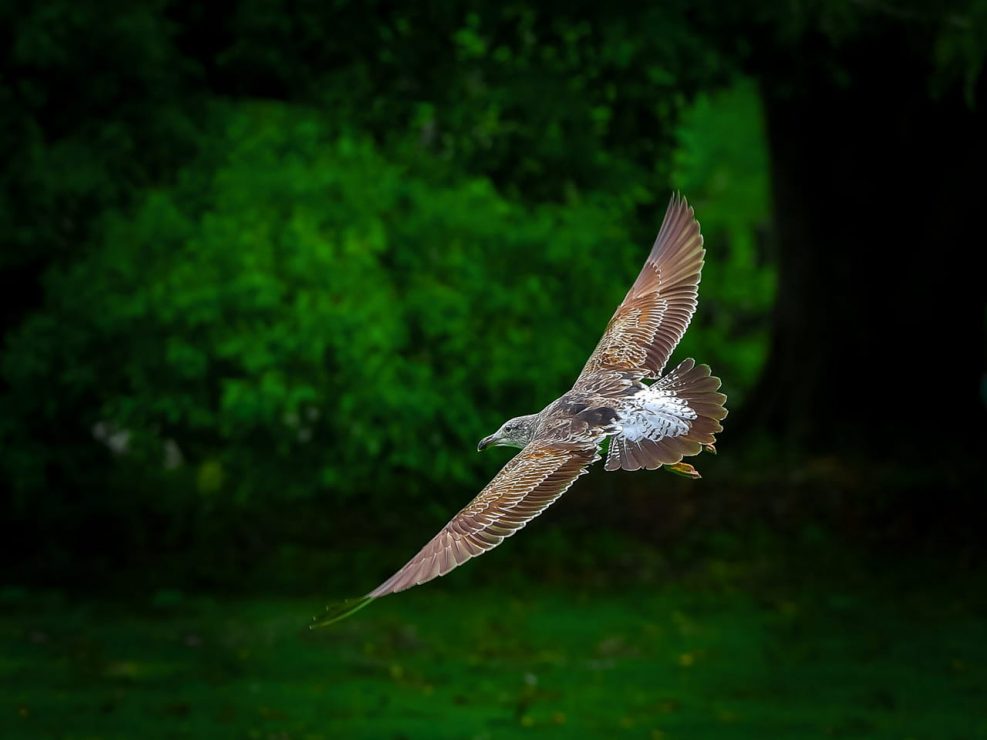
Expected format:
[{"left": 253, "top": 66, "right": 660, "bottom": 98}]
[{"left": 1, "top": 1, "right": 985, "bottom": 737}]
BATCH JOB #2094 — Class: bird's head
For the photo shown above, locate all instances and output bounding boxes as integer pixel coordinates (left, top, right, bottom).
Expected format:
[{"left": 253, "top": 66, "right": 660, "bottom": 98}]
[{"left": 477, "top": 414, "right": 537, "bottom": 452}]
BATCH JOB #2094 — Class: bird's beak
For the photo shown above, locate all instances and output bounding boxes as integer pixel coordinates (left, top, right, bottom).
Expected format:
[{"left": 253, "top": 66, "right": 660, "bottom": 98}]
[{"left": 477, "top": 434, "right": 496, "bottom": 452}]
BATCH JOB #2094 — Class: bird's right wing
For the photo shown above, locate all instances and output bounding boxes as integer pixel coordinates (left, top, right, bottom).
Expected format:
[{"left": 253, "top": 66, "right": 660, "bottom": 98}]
[
  {"left": 577, "top": 193, "right": 704, "bottom": 385},
  {"left": 312, "top": 439, "right": 599, "bottom": 627}
]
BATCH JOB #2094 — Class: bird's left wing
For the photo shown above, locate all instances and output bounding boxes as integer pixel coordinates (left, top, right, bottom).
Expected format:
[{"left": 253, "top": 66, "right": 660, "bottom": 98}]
[{"left": 313, "top": 439, "right": 599, "bottom": 627}]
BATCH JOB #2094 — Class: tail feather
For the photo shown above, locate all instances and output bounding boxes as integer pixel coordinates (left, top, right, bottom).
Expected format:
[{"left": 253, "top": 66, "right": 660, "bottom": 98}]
[{"left": 606, "top": 358, "right": 727, "bottom": 472}]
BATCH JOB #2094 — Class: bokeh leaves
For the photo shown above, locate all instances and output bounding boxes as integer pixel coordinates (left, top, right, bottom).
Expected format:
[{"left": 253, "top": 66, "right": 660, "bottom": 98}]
[
  {"left": 0, "top": 2, "right": 776, "bottom": 549},
  {"left": 2, "top": 104, "right": 648, "bottom": 507}
]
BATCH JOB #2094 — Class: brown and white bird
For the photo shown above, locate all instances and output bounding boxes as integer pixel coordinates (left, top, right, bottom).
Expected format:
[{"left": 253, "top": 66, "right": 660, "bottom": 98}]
[{"left": 314, "top": 194, "right": 727, "bottom": 626}]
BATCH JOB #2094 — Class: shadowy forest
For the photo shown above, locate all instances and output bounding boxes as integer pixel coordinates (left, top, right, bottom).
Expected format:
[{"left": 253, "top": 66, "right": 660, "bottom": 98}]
[{"left": 1, "top": 1, "right": 985, "bottom": 737}]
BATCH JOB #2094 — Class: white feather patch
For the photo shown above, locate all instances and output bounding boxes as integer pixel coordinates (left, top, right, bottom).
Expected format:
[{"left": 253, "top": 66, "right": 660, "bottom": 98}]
[{"left": 617, "top": 385, "right": 697, "bottom": 442}]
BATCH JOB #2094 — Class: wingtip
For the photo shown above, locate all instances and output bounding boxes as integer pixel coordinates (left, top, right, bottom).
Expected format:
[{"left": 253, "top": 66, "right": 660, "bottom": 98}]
[
  {"left": 661, "top": 191, "right": 696, "bottom": 233},
  {"left": 669, "top": 190, "right": 690, "bottom": 209},
  {"left": 309, "top": 594, "right": 375, "bottom": 630}
]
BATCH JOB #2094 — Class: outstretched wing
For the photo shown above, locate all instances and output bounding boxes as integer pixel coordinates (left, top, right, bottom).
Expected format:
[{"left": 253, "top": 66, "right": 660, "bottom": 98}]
[
  {"left": 578, "top": 193, "right": 704, "bottom": 382},
  {"left": 313, "top": 440, "right": 599, "bottom": 627}
]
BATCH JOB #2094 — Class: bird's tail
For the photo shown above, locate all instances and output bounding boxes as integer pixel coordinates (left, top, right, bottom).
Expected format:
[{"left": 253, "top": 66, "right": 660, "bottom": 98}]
[
  {"left": 605, "top": 358, "right": 727, "bottom": 472},
  {"left": 310, "top": 594, "right": 375, "bottom": 629}
]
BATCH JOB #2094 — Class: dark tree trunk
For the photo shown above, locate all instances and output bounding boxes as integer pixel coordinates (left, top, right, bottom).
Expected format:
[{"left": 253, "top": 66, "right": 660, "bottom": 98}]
[{"left": 741, "top": 31, "right": 986, "bottom": 468}]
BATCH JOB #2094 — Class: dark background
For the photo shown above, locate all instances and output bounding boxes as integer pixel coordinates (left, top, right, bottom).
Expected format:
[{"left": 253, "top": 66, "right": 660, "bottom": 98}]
[{"left": 2, "top": 1, "right": 985, "bottom": 737}]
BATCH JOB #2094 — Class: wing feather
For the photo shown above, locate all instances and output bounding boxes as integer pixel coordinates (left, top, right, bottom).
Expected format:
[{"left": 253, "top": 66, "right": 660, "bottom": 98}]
[
  {"left": 365, "top": 440, "right": 599, "bottom": 599},
  {"left": 578, "top": 193, "right": 704, "bottom": 382}
]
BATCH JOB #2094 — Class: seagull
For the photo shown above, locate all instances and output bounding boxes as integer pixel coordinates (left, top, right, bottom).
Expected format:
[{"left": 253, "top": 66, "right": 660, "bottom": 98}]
[{"left": 314, "top": 193, "right": 727, "bottom": 627}]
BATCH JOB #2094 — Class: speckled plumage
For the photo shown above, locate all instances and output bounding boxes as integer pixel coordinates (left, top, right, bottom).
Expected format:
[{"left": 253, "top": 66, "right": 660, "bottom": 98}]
[{"left": 314, "top": 194, "right": 727, "bottom": 627}]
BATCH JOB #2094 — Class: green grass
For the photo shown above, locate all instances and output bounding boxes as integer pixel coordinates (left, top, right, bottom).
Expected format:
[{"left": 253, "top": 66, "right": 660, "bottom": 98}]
[{"left": 2, "top": 563, "right": 986, "bottom": 739}]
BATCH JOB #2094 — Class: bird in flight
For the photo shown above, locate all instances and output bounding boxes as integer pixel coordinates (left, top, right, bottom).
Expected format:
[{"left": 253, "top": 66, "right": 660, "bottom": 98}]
[{"left": 314, "top": 193, "right": 726, "bottom": 627}]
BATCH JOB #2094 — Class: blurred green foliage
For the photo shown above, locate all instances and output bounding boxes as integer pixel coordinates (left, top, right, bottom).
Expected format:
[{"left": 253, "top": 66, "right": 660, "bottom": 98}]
[
  {"left": 19, "top": 0, "right": 986, "bottom": 568},
  {"left": 1, "top": 3, "right": 777, "bottom": 541},
  {"left": 671, "top": 80, "right": 773, "bottom": 393},
  {"left": 0, "top": 1, "right": 199, "bottom": 278},
  {"left": 212, "top": 2, "right": 724, "bottom": 200},
  {"left": 1, "top": 94, "right": 771, "bottom": 515}
]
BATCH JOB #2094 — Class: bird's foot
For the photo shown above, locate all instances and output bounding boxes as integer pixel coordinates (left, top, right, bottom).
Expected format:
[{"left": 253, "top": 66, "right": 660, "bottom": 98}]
[{"left": 665, "top": 462, "right": 701, "bottom": 479}]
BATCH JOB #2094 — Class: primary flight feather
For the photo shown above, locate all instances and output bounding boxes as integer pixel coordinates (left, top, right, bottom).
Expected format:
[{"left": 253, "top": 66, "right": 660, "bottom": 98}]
[{"left": 314, "top": 193, "right": 727, "bottom": 627}]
